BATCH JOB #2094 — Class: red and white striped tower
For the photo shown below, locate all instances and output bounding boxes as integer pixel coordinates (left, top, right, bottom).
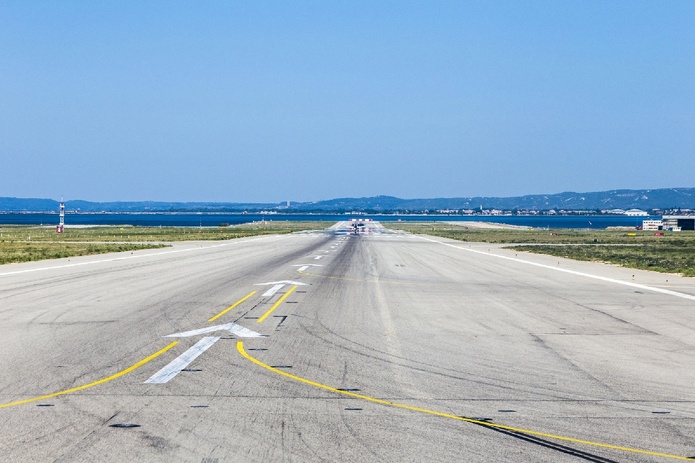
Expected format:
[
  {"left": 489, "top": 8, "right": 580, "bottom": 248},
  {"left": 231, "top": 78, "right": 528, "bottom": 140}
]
[{"left": 57, "top": 197, "right": 65, "bottom": 233}]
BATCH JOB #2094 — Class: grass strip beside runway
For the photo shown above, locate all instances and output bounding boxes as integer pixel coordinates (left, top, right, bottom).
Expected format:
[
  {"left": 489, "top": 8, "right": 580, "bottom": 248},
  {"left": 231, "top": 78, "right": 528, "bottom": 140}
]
[
  {"left": 0, "top": 222, "right": 329, "bottom": 265},
  {"left": 388, "top": 223, "right": 695, "bottom": 277}
]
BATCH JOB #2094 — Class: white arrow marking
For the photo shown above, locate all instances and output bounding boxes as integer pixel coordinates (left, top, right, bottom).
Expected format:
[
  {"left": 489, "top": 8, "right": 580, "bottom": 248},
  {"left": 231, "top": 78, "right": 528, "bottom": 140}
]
[
  {"left": 255, "top": 280, "right": 307, "bottom": 296},
  {"left": 292, "top": 264, "right": 322, "bottom": 273},
  {"left": 263, "top": 284, "right": 285, "bottom": 297},
  {"left": 314, "top": 255, "right": 324, "bottom": 260},
  {"left": 145, "top": 336, "right": 220, "bottom": 384},
  {"left": 164, "top": 322, "right": 264, "bottom": 338},
  {"left": 255, "top": 280, "right": 308, "bottom": 286}
]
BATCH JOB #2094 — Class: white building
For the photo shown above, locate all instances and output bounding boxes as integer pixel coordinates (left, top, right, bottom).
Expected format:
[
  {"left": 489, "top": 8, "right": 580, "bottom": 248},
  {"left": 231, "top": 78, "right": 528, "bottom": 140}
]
[
  {"left": 642, "top": 219, "right": 663, "bottom": 231},
  {"left": 663, "top": 216, "right": 695, "bottom": 231},
  {"left": 625, "top": 209, "right": 648, "bottom": 216}
]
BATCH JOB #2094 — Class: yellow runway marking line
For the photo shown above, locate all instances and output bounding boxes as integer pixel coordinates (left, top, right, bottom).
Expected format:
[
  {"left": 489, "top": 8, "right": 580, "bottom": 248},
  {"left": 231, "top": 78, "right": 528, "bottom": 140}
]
[
  {"left": 257, "top": 285, "right": 298, "bottom": 323},
  {"left": 237, "top": 341, "right": 690, "bottom": 461},
  {"left": 209, "top": 290, "right": 257, "bottom": 322},
  {"left": 0, "top": 342, "right": 179, "bottom": 409}
]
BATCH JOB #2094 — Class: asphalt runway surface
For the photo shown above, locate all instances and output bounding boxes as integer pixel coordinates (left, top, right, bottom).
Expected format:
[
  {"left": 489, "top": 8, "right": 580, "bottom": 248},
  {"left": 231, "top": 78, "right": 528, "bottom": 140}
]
[{"left": 1, "top": 222, "right": 694, "bottom": 462}]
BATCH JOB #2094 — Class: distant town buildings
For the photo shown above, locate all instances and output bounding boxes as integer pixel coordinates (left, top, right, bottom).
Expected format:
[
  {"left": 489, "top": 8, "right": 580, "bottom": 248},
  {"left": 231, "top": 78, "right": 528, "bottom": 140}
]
[
  {"left": 642, "top": 216, "right": 695, "bottom": 232},
  {"left": 663, "top": 216, "right": 695, "bottom": 231},
  {"left": 625, "top": 209, "right": 648, "bottom": 216},
  {"left": 348, "top": 207, "right": 692, "bottom": 217},
  {"left": 642, "top": 220, "right": 663, "bottom": 231}
]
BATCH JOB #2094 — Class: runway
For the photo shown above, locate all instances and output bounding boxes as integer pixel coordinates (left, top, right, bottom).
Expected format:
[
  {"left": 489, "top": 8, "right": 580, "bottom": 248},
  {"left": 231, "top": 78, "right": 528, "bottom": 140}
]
[{"left": 1, "top": 222, "right": 694, "bottom": 462}]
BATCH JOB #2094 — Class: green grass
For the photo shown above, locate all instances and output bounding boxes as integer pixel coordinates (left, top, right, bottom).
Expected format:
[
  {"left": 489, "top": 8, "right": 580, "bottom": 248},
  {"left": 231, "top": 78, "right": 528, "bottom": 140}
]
[
  {"left": 0, "top": 242, "right": 166, "bottom": 265},
  {"left": 0, "top": 221, "right": 329, "bottom": 242},
  {"left": 387, "top": 222, "right": 695, "bottom": 277},
  {"left": 9, "top": 221, "right": 692, "bottom": 277},
  {"left": 510, "top": 243, "right": 695, "bottom": 277},
  {"left": 0, "top": 222, "right": 331, "bottom": 265}
]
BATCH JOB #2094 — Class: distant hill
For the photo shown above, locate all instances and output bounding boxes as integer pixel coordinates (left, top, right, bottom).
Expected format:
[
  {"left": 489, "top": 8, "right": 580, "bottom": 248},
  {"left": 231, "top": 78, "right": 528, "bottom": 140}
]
[
  {"left": 0, "top": 198, "right": 280, "bottom": 213},
  {"left": 1, "top": 188, "right": 694, "bottom": 213},
  {"left": 299, "top": 188, "right": 695, "bottom": 212},
  {"left": 0, "top": 197, "right": 59, "bottom": 212}
]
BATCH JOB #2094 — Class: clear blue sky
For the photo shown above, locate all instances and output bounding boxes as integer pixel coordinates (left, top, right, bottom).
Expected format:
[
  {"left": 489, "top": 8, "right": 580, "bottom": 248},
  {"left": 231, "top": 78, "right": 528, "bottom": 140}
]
[{"left": 1, "top": 1, "right": 693, "bottom": 203}]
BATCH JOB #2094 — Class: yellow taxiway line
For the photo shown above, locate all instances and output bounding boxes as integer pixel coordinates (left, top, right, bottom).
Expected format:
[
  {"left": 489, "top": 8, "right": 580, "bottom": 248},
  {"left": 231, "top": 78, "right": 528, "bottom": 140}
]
[
  {"left": 209, "top": 290, "right": 257, "bottom": 322},
  {"left": 237, "top": 340, "right": 690, "bottom": 461},
  {"left": 257, "top": 285, "right": 297, "bottom": 323},
  {"left": 0, "top": 342, "right": 178, "bottom": 409}
]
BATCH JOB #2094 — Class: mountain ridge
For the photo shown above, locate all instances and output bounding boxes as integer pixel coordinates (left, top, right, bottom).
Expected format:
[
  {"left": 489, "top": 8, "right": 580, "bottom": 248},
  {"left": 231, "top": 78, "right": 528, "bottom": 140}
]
[{"left": 1, "top": 188, "right": 694, "bottom": 213}]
